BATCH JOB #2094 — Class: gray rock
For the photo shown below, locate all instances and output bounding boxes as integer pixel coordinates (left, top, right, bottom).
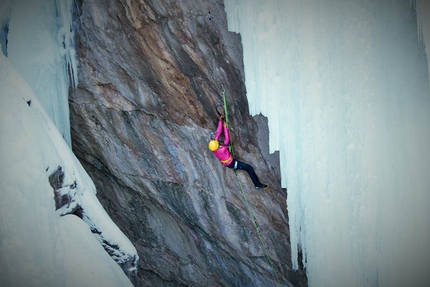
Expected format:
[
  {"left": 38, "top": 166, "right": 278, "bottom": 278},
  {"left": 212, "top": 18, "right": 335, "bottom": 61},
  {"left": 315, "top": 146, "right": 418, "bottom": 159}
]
[{"left": 70, "top": 0, "right": 307, "bottom": 286}]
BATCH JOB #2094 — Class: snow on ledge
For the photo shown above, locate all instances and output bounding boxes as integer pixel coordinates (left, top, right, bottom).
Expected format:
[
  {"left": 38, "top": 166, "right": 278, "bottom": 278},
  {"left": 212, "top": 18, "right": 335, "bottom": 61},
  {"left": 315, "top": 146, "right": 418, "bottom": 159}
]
[{"left": 0, "top": 52, "right": 138, "bottom": 285}]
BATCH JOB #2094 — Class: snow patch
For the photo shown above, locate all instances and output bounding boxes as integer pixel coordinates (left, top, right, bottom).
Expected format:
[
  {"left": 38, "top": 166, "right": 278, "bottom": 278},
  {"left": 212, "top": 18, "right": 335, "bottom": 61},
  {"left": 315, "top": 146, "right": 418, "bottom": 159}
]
[{"left": 0, "top": 52, "right": 136, "bottom": 286}]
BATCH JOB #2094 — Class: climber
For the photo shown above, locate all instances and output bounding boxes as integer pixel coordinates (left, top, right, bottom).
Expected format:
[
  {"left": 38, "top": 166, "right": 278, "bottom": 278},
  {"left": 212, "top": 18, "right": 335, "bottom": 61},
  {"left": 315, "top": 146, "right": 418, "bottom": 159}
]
[{"left": 209, "top": 115, "right": 269, "bottom": 190}]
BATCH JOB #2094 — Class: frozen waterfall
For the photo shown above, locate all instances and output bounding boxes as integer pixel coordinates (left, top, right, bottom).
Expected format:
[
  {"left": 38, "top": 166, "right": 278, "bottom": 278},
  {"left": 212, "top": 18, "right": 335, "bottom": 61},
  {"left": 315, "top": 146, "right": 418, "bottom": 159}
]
[
  {"left": 225, "top": 0, "right": 430, "bottom": 286},
  {"left": 1, "top": 0, "right": 77, "bottom": 146}
]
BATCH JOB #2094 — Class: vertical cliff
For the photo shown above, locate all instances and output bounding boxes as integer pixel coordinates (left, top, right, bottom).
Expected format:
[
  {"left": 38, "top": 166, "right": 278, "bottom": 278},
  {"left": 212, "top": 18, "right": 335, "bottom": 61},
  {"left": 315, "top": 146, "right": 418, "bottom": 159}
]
[{"left": 70, "top": 0, "right": 306, "bottom": 286}]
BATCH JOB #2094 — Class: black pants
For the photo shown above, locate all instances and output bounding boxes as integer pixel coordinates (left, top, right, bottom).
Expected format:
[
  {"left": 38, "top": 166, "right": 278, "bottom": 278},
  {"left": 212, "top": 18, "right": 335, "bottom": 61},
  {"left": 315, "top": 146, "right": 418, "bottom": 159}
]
[{"left": 227, "top": 159, "right": 263, "bottom": 187}]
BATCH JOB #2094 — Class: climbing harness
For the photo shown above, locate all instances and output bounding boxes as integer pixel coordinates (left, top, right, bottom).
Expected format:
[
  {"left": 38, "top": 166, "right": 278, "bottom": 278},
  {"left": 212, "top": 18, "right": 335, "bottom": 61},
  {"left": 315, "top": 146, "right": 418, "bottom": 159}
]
[
  {"left": 220, "top": 155, "right": 233, "bottom": 165},
  {"left": 219, "top": 83, "right": 281, "bottom": 286}
]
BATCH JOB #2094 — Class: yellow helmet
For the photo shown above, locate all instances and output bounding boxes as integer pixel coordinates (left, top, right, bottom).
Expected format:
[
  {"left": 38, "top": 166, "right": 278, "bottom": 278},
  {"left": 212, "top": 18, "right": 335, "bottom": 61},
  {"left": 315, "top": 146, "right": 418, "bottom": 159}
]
[{"left": 208, "top": 140, "right": 219, "bottom": 151}]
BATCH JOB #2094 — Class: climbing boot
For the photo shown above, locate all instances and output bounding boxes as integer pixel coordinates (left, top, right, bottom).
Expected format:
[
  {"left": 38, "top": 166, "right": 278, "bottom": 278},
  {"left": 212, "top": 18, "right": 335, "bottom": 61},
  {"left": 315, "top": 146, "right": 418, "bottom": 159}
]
[{"left": 256, "top": 184, "right": 269, "bottom": 190}]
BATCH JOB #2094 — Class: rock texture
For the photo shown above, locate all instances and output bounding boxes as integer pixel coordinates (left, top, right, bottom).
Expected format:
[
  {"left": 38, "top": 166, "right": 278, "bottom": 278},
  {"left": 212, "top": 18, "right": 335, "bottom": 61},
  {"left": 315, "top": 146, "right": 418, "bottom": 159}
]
[
  {"left": 70, "top": 0, "right": 307, "bottom": 286},
  {"left": 48, "top": 165, "right": 138, "bottom": 275}
]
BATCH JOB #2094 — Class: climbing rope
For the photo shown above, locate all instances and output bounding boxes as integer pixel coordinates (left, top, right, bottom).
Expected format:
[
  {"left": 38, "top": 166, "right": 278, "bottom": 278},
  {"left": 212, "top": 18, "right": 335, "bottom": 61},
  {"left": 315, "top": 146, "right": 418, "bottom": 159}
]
[
  {"left": 235, "top": 169, "right": 281, "bottom": 286},
  {"left": 220, "top": 82, "right": 233, "bottom": 154},
  {"left": 220, "top": 83, "right": 281, "bottom": 286}
]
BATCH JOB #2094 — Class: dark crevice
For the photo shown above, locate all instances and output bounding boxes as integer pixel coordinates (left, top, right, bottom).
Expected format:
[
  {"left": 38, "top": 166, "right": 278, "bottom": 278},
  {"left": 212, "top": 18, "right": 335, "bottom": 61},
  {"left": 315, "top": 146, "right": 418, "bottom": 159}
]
[{"left": 1, "top": 21, "right": 9, "bottom": 57}]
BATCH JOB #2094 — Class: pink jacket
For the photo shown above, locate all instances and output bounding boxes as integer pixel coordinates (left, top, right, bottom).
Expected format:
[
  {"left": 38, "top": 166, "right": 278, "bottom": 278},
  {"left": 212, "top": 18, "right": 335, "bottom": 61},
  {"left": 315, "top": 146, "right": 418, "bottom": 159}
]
[{"left": 212, "top": 120, "right": 233, "bottom": 166}]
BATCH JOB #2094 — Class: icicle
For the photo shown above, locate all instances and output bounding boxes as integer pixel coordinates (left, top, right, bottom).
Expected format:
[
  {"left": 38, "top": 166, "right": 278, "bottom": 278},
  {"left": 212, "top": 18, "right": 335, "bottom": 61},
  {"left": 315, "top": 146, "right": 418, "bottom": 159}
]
[{"left": 55, "top": 0, "right": 78, "bottom": 89}]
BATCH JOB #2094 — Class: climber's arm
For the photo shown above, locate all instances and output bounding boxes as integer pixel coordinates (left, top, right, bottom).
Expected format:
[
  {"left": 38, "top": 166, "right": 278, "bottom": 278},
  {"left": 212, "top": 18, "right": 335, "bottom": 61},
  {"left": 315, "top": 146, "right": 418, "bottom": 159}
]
[
  {"left": 223, "top": 122, "right": 230, "bottom": 145},
  {"left": 214, "top": 119, "right": 223, "bottom": 140}
]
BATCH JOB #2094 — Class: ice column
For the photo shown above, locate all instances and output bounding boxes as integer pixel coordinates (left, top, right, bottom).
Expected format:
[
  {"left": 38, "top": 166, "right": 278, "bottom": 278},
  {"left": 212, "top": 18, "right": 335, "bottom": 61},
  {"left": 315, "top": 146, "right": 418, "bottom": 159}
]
[
  {"left": 225, "top": 0, "right": 430, "bottom": 286},
  {"left": 5, "top": 0, "right": 77, "bottom": 147}
]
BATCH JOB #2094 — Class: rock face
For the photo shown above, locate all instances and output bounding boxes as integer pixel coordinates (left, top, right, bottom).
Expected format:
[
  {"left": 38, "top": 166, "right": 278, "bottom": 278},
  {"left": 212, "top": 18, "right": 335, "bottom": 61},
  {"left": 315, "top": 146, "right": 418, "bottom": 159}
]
[{"left": 70, "top": 0, "right": 307, "bottom": 286}]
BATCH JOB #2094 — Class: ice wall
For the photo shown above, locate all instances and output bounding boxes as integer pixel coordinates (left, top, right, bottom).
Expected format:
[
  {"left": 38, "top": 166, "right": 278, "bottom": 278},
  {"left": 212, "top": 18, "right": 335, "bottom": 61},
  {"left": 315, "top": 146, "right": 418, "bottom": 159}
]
[
  {"left": 225, "top": 0, "right": 430, "bottom": 286},
  {"left": 0, "top": 0, "right": 77, "bottom": 147}
]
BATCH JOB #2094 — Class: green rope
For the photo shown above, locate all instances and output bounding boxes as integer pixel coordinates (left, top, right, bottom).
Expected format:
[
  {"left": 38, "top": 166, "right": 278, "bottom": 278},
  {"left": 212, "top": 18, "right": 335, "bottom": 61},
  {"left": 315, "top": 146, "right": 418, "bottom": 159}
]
[
  {"left": 234, "top": 170, "right": 281, "bottom": 286},
  {"left": 221, "top": 83, "right": 229, "bottom": 127},
  {"left": 221, "top": 83, "right": 281, "bottom": 286},
  {"left": 221, "top": 83, "right": 233, "bottom": 154}
]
